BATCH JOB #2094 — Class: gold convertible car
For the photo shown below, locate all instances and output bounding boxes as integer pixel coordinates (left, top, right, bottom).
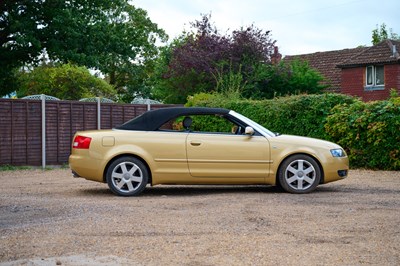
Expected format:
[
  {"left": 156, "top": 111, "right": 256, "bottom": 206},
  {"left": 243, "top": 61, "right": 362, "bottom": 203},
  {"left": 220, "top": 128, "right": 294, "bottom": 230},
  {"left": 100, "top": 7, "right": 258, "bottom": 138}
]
[{"left": 69, "top": 107, "right": 349, "bottom": 196}]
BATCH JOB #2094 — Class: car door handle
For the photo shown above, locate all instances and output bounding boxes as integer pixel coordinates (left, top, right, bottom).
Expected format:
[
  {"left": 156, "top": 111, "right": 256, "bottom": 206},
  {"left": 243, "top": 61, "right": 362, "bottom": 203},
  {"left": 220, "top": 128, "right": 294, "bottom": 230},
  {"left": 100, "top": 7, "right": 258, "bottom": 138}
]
[{"left": 190, "top": 141, "right": 202, "bottom": 146}]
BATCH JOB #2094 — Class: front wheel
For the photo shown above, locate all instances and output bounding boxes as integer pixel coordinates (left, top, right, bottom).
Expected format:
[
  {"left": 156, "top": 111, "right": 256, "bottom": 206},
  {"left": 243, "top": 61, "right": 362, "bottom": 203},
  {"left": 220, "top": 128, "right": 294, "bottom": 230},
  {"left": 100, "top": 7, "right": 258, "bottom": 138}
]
[
  {"left": 278, "top": 154, "right": 321, "bottom": 194},
  {"left": 106, "top": 157, "right": 149, "bottom": 196}
]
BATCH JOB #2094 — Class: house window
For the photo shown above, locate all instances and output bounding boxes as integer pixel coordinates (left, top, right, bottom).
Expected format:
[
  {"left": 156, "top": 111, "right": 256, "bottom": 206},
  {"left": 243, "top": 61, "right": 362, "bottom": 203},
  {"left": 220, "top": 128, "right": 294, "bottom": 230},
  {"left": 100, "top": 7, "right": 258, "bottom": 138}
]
[{"left": 366, "top": 65, "right": 384, "bottom": 90}]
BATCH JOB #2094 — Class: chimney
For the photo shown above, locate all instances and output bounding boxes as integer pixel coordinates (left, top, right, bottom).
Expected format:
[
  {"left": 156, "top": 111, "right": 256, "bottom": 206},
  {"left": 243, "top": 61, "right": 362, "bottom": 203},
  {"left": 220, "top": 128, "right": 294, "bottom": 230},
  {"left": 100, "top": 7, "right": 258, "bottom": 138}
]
[
  {"left": 388, "top": 40, "right": 400, "bottom": 58},
  {"left": 271, "top": 47, "right": 282, "bottom": 64}
]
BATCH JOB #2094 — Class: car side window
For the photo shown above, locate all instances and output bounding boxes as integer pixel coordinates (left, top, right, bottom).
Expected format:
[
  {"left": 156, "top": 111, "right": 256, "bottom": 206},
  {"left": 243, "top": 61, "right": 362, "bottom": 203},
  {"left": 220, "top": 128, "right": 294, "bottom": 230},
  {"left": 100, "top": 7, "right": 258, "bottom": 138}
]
[
  {"left": 191, "top": 114, "right": 247, "bottom": 134},
  {"left": 190, "top": 114, "right": 234, "bottom": 134},
  {"left": 158, "top": 116, "right": 184, "bottom": 131},
  {"left": 159, "top": 114, "right": 245, "bottom": 135}
]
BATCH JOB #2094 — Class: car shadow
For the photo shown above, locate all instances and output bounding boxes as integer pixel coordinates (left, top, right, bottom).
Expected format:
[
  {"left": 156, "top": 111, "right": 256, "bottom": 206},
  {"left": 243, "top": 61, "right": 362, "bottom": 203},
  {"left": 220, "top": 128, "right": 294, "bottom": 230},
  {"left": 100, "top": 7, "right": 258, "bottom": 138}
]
[
  {"left": 76, "top": 185, "right": 286, "bottom": 197},
  {"left": 76, "top": 184, "right": 351, "bottom": 197},
  {"left": 143, "top": 185, "right": 282, "bottom": 196}
]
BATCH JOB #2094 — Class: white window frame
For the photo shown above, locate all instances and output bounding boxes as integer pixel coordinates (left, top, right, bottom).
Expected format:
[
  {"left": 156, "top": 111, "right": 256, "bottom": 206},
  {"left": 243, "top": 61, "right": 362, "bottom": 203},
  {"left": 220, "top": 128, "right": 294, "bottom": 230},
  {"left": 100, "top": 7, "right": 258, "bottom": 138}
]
[{"left": 365, "top": 65, "right": 384, "bottom": 90}]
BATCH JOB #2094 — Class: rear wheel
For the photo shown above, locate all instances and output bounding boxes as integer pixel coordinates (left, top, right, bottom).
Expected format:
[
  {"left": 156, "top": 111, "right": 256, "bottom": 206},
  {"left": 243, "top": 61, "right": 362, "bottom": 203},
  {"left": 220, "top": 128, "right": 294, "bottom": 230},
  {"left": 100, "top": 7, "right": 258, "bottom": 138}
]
[
  {"left": 278, "top": 154, "right": 321, "bottom": 194},
  {"left": 106, "top": 157, "right": 148, "bottom": 196}
]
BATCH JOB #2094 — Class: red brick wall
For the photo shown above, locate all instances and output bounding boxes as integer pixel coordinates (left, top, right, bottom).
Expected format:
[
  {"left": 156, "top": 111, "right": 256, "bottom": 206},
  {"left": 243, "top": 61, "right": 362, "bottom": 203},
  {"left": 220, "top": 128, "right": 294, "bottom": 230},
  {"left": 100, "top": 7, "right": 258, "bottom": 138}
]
[
  {"left": 341, "top": 68, "right": 364, "bottom": 97},
  {"left": 341, "top": 64, "right": 400, "bottom": 101},
  {"left": 385, "top": 64, "right": 400, "bottom": 92}
]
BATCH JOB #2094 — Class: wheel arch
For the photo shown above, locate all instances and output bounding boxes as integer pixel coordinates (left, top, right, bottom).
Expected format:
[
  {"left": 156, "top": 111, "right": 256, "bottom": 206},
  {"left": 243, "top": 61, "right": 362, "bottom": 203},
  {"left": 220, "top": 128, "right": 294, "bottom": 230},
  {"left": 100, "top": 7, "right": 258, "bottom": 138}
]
[
  {"left": 275, "top": 152, "right": 325, "bottom": 186},
  {"left": 103, "top": 154, "right": 153, "bottom": 185}
]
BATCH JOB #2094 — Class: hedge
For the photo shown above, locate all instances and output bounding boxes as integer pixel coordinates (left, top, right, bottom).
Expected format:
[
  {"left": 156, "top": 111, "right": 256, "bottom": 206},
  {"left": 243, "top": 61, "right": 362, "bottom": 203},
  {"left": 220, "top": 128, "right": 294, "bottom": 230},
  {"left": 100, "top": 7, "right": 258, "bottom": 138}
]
[
  {"left": 186, "top": 92, "right": 400, "bottom": 170},
  {"left": 325, "top": 96, "right": 400, "bottom": 170}
]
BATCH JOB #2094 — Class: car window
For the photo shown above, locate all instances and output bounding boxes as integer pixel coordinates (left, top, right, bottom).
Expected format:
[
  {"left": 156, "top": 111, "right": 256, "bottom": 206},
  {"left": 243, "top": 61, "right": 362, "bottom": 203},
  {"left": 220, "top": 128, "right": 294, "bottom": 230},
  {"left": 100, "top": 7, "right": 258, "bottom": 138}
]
[
  {"left": 160, "top": 114, "right": 244, "bottom": 135},
  {"left": 158, "top": 116, "right": 186, "bottom": 131},
  {"left": 191, "top": 115, "right": 234, "bottom": 133}
]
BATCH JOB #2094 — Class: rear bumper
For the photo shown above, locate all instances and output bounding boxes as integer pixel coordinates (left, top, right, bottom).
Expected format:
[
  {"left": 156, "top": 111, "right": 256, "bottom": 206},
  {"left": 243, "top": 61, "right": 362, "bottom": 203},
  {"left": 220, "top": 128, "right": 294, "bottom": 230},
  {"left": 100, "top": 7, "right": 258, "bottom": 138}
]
[{"left": 69, "top": 154, "right": 105, "bottom": 183}]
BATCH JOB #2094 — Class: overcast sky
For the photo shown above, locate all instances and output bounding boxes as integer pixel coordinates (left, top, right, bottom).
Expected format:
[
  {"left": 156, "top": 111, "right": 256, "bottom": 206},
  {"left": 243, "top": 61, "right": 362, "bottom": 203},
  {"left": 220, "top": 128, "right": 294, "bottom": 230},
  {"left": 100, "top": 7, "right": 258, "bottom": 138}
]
[{"left": 131, "top": 0, "right": 399, "bottom": 56}]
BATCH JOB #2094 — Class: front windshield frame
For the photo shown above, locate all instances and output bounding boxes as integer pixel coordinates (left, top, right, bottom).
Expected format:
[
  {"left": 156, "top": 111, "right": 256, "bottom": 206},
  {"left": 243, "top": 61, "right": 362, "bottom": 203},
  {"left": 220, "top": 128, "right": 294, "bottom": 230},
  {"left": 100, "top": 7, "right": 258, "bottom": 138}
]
[{"left": 229, "top": 111, "right": 276, "bottom": 137}]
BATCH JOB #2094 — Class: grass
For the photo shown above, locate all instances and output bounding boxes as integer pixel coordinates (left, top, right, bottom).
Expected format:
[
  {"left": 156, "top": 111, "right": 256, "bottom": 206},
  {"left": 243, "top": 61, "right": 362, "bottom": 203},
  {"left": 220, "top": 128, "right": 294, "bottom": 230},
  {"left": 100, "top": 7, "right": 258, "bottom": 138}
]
[
  {"left": 0, "top": 164, "right": 70, "bottom": 171},
  {"left": 0, "top": 165, "right": 33, "bottom": 171}
]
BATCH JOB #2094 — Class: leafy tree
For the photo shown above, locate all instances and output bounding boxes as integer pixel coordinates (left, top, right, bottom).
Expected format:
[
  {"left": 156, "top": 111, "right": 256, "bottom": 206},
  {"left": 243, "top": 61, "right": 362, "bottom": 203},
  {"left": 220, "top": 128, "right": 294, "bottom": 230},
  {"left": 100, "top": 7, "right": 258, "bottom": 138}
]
[
  {"left": 230, "top": 26, "right": 275, "bottom": 66},
  {"left": 372, "top": 23, "right": 400, "bottom": 45},
  {"left": 152, "top": 14, "right": 277, "bottom": 103},
  {"left": 152, "top": 30, "right": 227, "bottom": 103},
  {"left": 286, "top": 60, "right": 327, "bottom": 94},
  {"left": 151, "top": 35, "right": 190, "bottom": 103},
  {"left": 16, "top": 63, "right": 116, "bottom": 100},
  {"left": 240, "top": 60, "right": 325, "bottom": 99},
  {"left": 1, "top": 0, "right": 44, "bottom": 96},
  {"left": 0, "top": 0, "right": 166, "bottom": 100}
]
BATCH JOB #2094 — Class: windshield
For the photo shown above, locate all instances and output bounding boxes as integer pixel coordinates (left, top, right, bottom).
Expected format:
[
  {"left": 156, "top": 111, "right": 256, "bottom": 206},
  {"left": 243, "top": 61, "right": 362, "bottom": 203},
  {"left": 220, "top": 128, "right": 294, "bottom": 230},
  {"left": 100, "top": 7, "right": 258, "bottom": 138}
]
[{"left": 229, "top": 111, "right": 276, "bottom": 137}]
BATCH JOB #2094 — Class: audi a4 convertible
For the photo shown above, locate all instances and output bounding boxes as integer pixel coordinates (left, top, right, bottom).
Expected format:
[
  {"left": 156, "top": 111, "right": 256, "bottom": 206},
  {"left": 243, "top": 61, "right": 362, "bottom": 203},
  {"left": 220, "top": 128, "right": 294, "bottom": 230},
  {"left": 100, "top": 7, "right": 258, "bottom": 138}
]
[{"left": 69, "top": 107, "right": 348, "bottom": 196}]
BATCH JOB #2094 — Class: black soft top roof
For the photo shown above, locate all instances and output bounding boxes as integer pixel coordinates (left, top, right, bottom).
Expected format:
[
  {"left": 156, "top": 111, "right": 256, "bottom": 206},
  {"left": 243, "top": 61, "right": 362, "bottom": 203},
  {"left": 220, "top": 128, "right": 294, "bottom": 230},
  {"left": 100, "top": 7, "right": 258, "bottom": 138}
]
[{"left": 115, "top": 107, "right": 230, "bottom": 131}]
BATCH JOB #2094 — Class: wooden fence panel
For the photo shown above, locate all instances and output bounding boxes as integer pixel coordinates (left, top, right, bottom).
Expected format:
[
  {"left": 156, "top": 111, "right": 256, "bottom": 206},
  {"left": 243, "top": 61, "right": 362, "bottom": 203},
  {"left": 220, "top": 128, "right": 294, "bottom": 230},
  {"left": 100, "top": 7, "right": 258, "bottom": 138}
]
[
  {"left": 58, "top": 102, "right": 73, "bottom": 164},
  {"left": 45, "top": 101, "right": 60, "bottom": 165},
  {"left": 0, "top": 100, "right": 43, "bottom": 165},
  {"left": 0, "top": 99, "right": 179, "bottom": 166},
  {"left": 0, "top": 100, "right": 12, "bottom": 165},
  {"left": 26, "top": 101, "right": 42, "bottom": 165},
  {"left": 10, "top": 101, "right": 28, "bottom": 165}
]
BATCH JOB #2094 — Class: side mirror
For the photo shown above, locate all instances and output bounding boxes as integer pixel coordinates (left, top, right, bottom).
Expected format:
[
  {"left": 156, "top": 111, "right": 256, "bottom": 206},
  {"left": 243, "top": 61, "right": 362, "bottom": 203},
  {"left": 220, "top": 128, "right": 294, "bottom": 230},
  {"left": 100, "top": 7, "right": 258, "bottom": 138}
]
[{"left": 245, "top": 126, "right": 254, "bottom": 136}]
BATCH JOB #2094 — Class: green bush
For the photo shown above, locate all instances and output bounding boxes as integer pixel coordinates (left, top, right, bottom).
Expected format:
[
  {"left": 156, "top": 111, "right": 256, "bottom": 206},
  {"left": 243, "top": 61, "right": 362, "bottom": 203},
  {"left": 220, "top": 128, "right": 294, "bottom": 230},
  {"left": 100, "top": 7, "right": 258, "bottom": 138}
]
[{"left": 325, "top": 96, "right": 400, "bottom": 170}]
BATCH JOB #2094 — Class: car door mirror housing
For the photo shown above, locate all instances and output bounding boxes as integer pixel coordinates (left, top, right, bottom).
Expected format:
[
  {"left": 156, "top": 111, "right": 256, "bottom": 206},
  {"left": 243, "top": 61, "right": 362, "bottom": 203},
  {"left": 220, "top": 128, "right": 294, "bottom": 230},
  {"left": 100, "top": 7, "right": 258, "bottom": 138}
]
[{"left": 245, "top": 126, "right": 254, "bottom": 136}]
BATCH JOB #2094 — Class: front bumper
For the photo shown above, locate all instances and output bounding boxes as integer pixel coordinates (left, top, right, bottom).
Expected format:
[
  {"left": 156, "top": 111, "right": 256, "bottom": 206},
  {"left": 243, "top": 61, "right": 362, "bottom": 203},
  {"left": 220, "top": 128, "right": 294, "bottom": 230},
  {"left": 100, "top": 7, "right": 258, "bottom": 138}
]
[{"left": 323, "top": 156, "right": 349, "bottom": 183}]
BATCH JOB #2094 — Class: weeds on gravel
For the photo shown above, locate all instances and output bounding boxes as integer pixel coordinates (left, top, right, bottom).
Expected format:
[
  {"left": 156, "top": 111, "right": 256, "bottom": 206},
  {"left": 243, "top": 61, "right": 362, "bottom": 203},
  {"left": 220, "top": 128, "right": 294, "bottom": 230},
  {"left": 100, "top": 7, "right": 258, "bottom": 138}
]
[
  {"left": 0, "top": 165, "right": 32, "bottom": 171},
  {"left": 0, "top": 165, "right": 69, "bottom": 171}
]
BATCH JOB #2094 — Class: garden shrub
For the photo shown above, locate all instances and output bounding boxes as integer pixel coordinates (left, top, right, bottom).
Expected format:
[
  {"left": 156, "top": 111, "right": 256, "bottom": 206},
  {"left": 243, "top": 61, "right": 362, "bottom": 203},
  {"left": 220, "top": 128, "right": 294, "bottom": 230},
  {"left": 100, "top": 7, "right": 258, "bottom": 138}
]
[{"left": 325, "top": 96, "right": 400, "bottom": 170}]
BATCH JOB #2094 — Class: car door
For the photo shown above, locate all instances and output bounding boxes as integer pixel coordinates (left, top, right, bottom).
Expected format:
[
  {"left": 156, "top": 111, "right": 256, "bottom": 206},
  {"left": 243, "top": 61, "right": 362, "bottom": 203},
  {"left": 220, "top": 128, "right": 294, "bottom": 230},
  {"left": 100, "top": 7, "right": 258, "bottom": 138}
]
[{"left": 186, "top": 132, "right": 271, "bottom": 181}]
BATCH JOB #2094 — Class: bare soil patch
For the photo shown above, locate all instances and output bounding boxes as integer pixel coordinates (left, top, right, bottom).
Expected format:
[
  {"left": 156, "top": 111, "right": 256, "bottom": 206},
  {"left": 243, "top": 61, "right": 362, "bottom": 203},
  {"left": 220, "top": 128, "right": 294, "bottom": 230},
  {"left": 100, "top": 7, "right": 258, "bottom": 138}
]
[{"left": 0, "top": 169, "right": 399, "bottom": 265}]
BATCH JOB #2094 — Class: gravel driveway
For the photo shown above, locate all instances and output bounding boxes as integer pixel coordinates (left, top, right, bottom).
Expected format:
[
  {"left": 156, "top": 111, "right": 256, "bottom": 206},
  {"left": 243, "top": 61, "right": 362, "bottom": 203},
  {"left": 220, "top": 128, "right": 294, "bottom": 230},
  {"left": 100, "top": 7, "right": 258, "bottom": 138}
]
[{"left": 0, "top": 169, "right": 399, "bottom": 266}]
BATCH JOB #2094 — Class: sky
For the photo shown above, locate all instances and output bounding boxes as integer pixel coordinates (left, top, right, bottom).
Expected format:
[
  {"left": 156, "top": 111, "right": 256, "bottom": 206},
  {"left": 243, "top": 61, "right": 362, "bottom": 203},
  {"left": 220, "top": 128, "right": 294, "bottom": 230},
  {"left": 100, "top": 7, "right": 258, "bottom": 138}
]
[{"left": 131, "top": 0, "right": 399, "bottom": 56}]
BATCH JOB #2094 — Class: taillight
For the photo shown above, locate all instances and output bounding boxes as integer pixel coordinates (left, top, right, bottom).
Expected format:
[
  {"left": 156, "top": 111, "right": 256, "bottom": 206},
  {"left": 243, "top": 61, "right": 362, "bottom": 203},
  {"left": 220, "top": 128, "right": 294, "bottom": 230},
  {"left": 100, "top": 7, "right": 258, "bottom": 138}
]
[{"left": 73, "top": 135, "right": 92, "bottom": 149}]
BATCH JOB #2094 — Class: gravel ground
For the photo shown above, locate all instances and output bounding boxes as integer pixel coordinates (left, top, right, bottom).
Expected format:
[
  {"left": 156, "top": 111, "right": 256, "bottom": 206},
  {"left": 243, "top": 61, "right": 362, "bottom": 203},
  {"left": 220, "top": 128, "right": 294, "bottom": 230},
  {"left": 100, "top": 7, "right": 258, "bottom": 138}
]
[{"left": 0, "top": 169, "right": 399, "bottom": 266}]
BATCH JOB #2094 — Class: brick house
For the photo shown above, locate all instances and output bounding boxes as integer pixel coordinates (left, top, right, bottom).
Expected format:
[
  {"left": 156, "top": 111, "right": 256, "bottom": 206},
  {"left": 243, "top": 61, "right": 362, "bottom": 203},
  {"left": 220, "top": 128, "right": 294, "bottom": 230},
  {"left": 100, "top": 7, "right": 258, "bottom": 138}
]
[{"left": 285, "top": 40, "right": 400, "bottom": 101}]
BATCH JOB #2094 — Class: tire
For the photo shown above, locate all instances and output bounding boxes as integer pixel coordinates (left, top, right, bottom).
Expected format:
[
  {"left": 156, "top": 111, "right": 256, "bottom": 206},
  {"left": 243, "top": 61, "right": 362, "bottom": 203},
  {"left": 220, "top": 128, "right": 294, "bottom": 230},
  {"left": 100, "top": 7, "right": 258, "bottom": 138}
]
[
  {"left": 278, "top": 154, "right": 321, "bottom": 194},
  {"left": 106, "top": 156, "right": 149, "bottom": 196}
]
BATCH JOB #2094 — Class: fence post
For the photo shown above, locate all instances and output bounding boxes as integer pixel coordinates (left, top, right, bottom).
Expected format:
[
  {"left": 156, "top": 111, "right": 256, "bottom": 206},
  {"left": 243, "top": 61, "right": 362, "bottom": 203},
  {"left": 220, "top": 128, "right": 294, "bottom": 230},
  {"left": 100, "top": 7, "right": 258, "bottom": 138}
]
[
  {"left": 97, "top": 97, "right": 101, "bottom": 130},
  {"left": 147, "top": 99, "right": 151, "bottom": 111},
  {"left": 41, "top": 94, "right": 46, "bottom": 169}
]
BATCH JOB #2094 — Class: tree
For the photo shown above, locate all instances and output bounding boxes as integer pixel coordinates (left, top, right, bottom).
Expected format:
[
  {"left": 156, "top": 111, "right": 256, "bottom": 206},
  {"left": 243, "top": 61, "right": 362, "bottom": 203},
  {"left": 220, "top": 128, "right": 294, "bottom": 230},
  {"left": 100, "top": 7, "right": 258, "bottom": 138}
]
[
  {"left": 152, "top": 14, "right": 276, "bottom": 103},
  {"left": 1, "top": 0, "right": 44, "bottom": 96},
  {"left": 372, "top": 23, "right": 400, "bottom": 45},
  {"left": 16, "top": 63, "right": 116, "bottom": 100},
  {"left": 239, "top": 60, "right": 325, "bottom": 99},
  {"left": 151, "top": 36, "right": 209, "bottom": 103},
  {"left": 0, "top": 0, "right": 166, "bottom": 100}
]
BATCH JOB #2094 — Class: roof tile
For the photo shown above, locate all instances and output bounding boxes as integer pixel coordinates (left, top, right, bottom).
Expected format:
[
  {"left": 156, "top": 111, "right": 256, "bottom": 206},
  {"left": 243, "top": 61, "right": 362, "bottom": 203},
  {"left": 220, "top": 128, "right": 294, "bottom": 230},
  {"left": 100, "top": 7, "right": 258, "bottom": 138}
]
[{"left": 338, "top": 40, "right": 400, "bottom": 67}]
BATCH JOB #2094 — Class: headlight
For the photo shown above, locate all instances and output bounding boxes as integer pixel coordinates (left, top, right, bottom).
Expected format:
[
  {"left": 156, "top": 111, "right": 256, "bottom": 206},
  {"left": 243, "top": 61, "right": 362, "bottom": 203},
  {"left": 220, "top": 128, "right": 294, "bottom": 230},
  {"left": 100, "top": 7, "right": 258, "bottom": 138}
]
[{"left": 330, "top": 148, "right": 345, "bottom": 157}]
